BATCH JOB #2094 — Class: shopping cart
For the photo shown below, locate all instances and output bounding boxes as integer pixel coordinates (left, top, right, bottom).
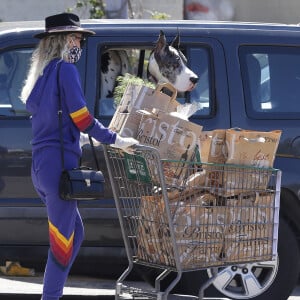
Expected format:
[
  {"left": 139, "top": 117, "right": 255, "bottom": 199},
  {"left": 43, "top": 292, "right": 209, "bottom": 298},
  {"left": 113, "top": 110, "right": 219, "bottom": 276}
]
[{"left": 103, "top": 144, "right": 281, "bottom": 300}]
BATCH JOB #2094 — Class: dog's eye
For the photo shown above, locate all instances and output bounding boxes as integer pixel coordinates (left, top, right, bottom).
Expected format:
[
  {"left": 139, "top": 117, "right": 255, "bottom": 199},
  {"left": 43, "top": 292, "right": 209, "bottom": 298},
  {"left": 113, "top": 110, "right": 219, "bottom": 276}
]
[{"left": 176, "top": 57, "right": 183, "bottom": 66}]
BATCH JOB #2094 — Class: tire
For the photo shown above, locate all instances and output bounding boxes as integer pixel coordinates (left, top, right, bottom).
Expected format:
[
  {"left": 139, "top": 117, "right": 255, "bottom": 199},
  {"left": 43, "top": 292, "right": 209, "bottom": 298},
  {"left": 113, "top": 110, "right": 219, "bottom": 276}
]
[{"left": 177, "top": 217, "right": 300, "bottom": 300}]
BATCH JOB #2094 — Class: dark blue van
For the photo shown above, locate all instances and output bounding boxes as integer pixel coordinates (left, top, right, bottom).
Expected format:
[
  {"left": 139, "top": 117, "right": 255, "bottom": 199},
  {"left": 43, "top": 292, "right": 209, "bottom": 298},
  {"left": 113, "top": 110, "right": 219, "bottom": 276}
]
[{"left": 1, "top": 19, "right": 300, "bottom": 300}]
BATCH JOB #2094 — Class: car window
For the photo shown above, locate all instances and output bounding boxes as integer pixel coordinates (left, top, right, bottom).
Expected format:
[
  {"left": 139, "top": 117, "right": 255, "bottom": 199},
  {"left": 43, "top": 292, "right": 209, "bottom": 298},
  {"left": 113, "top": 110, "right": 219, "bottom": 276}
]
[
  {"left": 96, "top": 45, "right": 212, "bottom": 118},
  {"left": 240, "top": 46, "right": 300, "bottom": 119},
  {"left": 0, "top": 48, "right": 33, "bottom": 117},
  {"left": 188, "top": 47, "right": 212, "bottom": 116}
]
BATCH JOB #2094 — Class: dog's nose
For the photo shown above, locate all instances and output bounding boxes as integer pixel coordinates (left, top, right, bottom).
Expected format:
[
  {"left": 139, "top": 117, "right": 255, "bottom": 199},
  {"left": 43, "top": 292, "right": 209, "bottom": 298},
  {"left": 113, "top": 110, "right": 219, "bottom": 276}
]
[{"left": 190, "top": 77, "right": 199, "bottom": 84}]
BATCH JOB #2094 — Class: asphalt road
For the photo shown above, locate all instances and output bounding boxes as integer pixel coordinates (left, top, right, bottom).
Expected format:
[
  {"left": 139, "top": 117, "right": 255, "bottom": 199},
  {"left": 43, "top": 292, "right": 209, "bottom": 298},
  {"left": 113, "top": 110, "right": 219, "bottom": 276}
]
[
  {"left": 0, "top": 273, "right": 300, "bottom": 299},
  {"left": 291, "top": 286, "right": 300, "bottom": 300}
]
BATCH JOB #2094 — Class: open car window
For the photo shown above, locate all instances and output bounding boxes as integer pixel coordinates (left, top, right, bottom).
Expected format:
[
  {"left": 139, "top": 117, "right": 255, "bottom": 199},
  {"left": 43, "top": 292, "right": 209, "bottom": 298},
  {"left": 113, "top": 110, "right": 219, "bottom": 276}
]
[{"left": 96, "top": 45, "right": 212, "bottom": 119}]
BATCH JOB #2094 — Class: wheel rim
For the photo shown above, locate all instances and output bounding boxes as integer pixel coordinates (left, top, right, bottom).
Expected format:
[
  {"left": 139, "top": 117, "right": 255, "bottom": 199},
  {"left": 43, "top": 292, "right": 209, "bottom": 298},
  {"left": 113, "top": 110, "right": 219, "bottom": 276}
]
[{"left": 207, "top": 258, "right": 279, "bottom": 299}]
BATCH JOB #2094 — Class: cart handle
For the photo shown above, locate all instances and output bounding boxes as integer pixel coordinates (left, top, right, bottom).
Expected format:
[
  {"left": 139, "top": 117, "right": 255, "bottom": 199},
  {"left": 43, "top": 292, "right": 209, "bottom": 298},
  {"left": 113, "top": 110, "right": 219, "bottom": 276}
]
[{"left": 130, "top": 144, "right": 159, "bottom": 153}]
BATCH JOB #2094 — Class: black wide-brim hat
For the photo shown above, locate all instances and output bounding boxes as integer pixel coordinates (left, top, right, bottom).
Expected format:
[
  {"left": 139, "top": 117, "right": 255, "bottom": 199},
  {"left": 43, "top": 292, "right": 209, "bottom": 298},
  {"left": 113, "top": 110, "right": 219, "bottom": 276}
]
[{"left": 34, "top": 12, "right": 95, "bottom": 39}]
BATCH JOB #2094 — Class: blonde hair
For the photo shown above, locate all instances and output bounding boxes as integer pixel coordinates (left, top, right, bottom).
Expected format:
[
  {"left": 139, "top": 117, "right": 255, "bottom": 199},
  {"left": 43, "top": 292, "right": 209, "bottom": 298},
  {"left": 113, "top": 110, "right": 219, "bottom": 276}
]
[{"left": 20, "top": 34, "right": 69, "bottom": 103}]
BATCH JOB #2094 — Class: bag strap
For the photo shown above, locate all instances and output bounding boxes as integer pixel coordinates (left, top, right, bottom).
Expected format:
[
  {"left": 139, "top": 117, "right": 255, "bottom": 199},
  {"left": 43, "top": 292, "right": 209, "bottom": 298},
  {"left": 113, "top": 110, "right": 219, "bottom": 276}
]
[
  {"left": 88, "top": 135, "right": 100, "bottom": 170},
  {"left": 57, "top": 62, "right": 100, "bottom": 171},
  {"left": 57, "top": 63, "right": 65, "bottom": 171}
]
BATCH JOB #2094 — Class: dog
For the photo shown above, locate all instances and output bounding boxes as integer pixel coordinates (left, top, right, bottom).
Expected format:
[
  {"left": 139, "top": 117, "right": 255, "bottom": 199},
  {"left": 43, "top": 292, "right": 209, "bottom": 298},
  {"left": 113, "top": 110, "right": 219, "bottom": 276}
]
[
  {"left": 100, "top": 30, "right": 198, "bottom": 99},
  {"left": 100, "top": 49, "right": 131, "bottom": 98},
  {"left": 147, "top": 30, "right": 199, "bottom": 92}
]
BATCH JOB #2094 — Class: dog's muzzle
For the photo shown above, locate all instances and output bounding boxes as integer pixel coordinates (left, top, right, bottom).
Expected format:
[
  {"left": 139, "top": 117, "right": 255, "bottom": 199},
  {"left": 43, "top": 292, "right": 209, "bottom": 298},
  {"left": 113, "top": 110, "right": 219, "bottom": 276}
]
[{"left": 188, "top": 76, "right": 199, "bottom": 91}]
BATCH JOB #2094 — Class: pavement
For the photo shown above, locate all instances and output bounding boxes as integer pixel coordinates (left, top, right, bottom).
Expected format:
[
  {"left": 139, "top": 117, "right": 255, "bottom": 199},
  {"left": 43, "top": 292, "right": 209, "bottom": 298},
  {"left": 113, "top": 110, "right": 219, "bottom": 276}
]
[
  {"left": 0, "top": 273, "right": 230, "bottom": 299},
  {"left": 0, "top": 273, "right": 117, "bottom": 299},
  {"left": 0, "top": 273, "right": 170, "bottom": 299},
  {"left": 0, "top": 273, "right": 300, "bottom": 300}
]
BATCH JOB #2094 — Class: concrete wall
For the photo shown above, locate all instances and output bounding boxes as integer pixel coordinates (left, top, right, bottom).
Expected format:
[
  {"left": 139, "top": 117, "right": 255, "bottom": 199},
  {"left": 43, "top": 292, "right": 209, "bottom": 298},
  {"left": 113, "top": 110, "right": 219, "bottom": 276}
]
[
  {"left": 231, "top": 0, "right": 300, "bottom": 24},
  {"left": 142, "top": 0, "right": 300, "bottom": 24},
  {"left": 141, "top": 0, "right": 184, "bottom": 19},
  {"left": 0, "top": 0, "right": 299, "bottom": 24},
  {"left": 0, "top": 0, "right": 82, "bottom": 21},
  {"left": 0, "top": 0, "right": 183, "bottom": 22}
]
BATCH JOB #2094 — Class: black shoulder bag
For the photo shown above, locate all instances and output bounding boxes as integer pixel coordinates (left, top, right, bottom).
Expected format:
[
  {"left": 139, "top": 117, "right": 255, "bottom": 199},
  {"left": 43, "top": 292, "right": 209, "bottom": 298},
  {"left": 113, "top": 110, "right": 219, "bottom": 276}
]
[{"left": 57, "top": 63, "right": 105, "bottom": 201}]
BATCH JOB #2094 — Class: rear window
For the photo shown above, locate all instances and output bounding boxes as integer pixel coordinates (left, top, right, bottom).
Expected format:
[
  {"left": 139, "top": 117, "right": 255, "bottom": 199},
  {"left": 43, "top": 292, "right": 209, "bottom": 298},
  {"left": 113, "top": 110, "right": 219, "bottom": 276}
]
[
  {"left": 240, "top": 46, "right": 300, "bottom": 119},
  {"left": 0, "top": 48, "right": 33, "bottom": 116}
]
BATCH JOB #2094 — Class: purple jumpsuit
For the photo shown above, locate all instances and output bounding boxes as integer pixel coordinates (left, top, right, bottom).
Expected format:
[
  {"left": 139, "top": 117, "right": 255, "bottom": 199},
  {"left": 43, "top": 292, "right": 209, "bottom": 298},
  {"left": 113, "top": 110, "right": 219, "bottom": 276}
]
[{"left": 26, "top": 59, "right": 116, "bottom": 300}]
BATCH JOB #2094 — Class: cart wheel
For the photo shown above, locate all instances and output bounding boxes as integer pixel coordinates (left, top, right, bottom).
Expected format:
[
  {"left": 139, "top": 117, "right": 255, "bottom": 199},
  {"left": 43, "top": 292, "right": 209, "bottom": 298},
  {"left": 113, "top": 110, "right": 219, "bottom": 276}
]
[{"left": 179, "top": 217, "right": 299, "bottom": 300}]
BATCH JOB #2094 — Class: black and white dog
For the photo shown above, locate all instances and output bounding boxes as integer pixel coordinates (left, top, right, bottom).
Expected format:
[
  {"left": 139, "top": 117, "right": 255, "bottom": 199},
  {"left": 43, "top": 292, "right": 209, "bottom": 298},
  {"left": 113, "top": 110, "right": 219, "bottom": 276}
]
[
  {"left": 100, "top": 30, "right": 198, "bottom": 98},
  {"left": 101, "top": 49, "right": 131, "bottom": 98},
  {"left": 147, "top": 30, "right": 198, "bottom": 92}
]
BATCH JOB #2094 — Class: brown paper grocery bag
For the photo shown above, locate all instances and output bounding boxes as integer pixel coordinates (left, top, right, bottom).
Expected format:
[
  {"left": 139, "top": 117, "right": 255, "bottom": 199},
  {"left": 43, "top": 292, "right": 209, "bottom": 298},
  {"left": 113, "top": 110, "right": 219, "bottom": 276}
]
[
  {"left": 136, "top": 192, "right": 226, "bottom": 269},
  {"left": 136, "top": 196, "right": 175, "bottom": 266},
  {"left": 222, "top": 128, "right": 282, "bottom": 195},
  {"left": 109, "top": 106, "right": 143, "bottom": 137},
  {"left": 224, "top": 192, "right": 275, "bottom": 262},
  {"left": 222, "top": 164, "right": 277, "bottom": 196},
  {"left": 137, "top": 110, "right": 203, "bottom": 185},
  {"left": 225, "top": 128, "right": 282, "bottom": 167},
  {"left": 109, "top": 83, "right": 180, "bottom": 137},
  {"left": 197, "top": 130, "right": 227, "bottom": 195},
  {"left": 199, "top": 130, "right": 227, "bottom": 164},
  {"left": 171, "top": 192, "right": 226, "bottom": 269}
]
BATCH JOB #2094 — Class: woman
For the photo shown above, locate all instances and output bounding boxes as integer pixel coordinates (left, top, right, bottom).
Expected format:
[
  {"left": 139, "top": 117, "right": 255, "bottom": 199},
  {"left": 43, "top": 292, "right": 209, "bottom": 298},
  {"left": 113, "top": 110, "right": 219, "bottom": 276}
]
[{"left": 20, "top": 12, "right": 137, "bottom": 300}]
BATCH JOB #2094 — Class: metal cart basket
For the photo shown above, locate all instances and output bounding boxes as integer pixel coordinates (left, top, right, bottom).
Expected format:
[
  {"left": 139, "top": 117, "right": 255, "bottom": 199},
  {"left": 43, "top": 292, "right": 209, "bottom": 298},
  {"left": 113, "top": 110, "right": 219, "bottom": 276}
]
[{"left": 103, "top": 145, "right": 281, "bottom": 300}]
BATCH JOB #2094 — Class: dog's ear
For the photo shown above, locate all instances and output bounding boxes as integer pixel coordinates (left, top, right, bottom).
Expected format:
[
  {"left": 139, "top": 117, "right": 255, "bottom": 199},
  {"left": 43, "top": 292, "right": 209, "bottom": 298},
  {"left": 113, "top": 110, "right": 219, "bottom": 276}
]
[
  {"left": 155, "top": 30, "right": 167, "bottom": 54},
  {"left": 171, "top": 32, "right": 180, "bottom": 50},
  {"left": 170, "top": 30, "right": 188, "bottom": 65}
]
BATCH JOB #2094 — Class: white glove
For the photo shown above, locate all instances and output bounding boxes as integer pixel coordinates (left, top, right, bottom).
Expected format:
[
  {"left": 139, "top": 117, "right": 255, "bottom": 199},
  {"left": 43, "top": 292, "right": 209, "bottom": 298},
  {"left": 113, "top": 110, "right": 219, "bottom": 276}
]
[
  {"left": 111, "top": 134, "right": 139, "bottom": 153},
  {"left": 79, "top": 133, "right": 100, "bottom": 148}
]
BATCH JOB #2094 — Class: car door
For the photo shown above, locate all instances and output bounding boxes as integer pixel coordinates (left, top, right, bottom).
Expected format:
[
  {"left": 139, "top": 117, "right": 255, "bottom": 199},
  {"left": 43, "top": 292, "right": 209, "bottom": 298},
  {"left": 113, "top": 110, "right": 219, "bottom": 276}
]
[
  {"left": 227, "top": 32, "right": 300, "bottom": 187},
  {"left": 85, "top": 27, "right": 230, "bottom": 156}
]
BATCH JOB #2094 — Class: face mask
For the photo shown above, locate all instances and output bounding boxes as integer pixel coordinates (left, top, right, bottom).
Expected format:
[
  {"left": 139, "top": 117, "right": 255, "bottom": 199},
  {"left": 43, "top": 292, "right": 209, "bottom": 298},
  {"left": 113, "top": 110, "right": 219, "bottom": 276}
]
[{"left": 67, "top": 39, "right": 82, "bottom": 63}]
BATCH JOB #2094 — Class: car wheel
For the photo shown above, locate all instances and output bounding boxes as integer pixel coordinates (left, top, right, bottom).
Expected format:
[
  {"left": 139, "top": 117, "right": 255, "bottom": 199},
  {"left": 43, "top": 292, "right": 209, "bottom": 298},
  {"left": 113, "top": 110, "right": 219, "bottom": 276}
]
[
  {"left": 206, "top": 259, "right": 279, "bottom": 299},
  {"left": 179, "top": 217, "right": 300, "bottom": 300}
]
